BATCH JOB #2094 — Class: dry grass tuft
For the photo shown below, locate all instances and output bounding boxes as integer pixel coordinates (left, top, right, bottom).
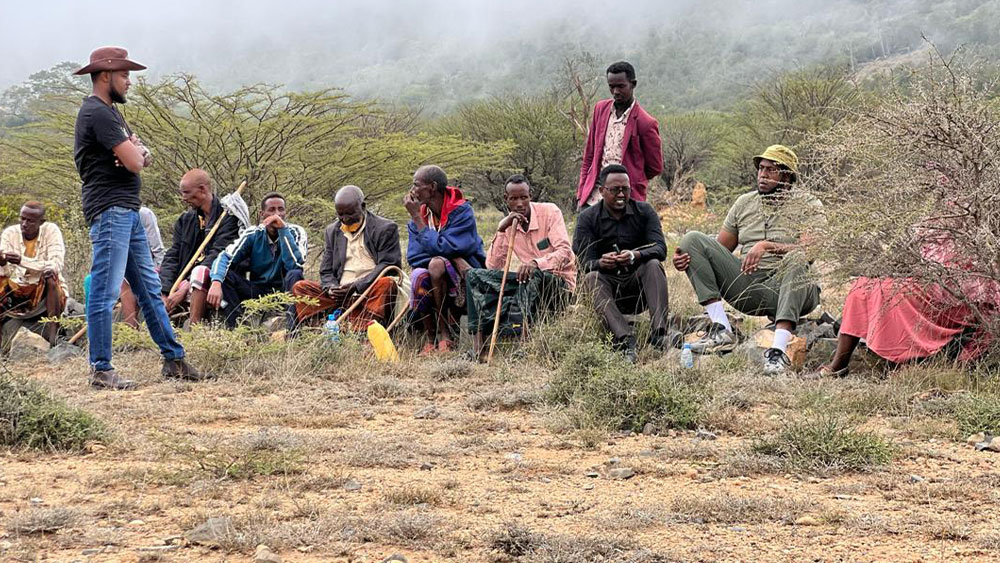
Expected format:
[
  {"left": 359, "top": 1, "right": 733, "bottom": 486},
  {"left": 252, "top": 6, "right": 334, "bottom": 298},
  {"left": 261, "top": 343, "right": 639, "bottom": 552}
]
[
  {"left": 669, "top": 493, "right": 813, "bottom": 524},
  {"left": 8, "top": 507, "right": 77, "bottom": 535}
]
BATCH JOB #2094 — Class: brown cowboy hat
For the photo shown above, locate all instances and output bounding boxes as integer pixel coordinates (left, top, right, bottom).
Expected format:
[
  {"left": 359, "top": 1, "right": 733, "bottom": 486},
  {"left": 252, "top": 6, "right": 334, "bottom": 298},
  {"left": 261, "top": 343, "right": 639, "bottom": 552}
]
[{"left": 73, "top": 46, "right": 146, "bottom": 75}]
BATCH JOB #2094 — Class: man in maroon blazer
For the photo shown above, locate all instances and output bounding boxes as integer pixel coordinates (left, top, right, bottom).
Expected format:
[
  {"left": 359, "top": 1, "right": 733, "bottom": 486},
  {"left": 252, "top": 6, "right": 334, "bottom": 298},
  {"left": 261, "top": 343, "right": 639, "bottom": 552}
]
[{"left": 576, "top": 61, "right": 664, "bottom": 209}]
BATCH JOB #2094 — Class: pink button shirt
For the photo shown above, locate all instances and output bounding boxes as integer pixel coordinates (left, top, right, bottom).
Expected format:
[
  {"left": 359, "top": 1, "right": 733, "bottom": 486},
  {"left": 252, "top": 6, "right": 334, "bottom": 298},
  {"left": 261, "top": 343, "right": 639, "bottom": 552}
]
[{"left": 486, "top": 202, "right": 577, "bottom": 291}]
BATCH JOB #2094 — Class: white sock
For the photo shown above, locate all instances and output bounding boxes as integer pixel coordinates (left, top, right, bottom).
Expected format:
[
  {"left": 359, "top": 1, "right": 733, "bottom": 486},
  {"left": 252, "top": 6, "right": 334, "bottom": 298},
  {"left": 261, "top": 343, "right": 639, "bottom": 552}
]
[
  {"left": 705, "top": 301, "right": 732, "bottom": 332},
  {"left": 773, "top": 328, "right": 792, "bottom": 353}
]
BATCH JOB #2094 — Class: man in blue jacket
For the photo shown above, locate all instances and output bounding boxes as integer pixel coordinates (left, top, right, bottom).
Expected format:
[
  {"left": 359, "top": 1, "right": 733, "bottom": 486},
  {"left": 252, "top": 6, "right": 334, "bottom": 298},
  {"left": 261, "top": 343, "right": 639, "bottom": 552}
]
[
  {"left": 207, "top": 192, "right": 307, "bottom": 328},
  {"left": 404, "top": 165, "right": 485, "bottom": 354}
]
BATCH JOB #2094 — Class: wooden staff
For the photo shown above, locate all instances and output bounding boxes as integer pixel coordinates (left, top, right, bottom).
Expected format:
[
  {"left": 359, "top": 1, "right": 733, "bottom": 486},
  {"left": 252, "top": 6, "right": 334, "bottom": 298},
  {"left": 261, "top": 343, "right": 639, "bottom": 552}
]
[
  {"left": 68, "top": 324, "right": 87, "bottom": 345},
  {"left": 168, "top": 180, "right": 247, "bottom": 295},
  {"left": 337, "top": 265, "right": 405, "bottom": 321},
  {"left": 487, "top": 228, "right": 518, "bottom": 365}
]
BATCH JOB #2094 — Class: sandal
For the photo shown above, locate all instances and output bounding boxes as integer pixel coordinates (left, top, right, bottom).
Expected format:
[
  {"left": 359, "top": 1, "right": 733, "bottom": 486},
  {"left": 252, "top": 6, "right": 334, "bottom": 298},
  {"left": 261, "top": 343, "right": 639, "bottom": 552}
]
[
  {"left": 802, "top": 365, "right": 850, "bottom": 380},
  {"left": 419, "top": 341, "right": 437, "bottom": 356}
]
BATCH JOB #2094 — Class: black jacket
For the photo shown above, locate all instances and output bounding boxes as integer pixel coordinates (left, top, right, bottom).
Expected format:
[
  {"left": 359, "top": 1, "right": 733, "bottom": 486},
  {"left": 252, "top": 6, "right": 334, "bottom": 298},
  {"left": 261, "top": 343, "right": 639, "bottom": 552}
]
[
  {"left": 320, "top": 211, "right": 402, "bottom": 292},
  {"left": 572, "top": 199, "right": 667, "bottom": 273},
  {"left": 159, "top": 196, "right": 240, "bottom": 293}
]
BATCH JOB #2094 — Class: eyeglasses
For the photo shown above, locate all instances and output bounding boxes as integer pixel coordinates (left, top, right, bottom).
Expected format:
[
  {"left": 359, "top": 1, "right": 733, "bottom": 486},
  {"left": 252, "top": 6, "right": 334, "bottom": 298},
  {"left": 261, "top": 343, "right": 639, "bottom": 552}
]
[{"left": 601, "top": 185, "right": 629, "bottom": 194}]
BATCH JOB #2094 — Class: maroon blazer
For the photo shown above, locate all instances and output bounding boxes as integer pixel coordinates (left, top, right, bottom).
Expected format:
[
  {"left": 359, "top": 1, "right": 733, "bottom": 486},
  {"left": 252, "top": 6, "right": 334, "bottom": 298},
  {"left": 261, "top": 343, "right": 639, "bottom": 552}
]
[{"left": 576, "top": 98, "right": 664, "bottom": 208}]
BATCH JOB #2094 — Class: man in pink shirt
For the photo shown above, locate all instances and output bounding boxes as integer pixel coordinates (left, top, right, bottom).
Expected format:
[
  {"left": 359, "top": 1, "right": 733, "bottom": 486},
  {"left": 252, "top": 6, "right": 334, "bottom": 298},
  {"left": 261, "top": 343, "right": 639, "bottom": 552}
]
[{"left": 466, "top": 175, "right": 577, "bottom": 361}]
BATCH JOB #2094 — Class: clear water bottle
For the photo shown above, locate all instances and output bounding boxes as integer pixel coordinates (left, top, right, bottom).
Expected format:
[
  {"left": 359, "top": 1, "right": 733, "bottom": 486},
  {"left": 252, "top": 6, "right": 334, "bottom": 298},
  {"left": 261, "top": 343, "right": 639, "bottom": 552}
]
[
  {"left": 680, "top": 343, "right": 694, "bottom": 369},
  {"left": 324, "top": 311, "right": 341, "bottom": 343}
]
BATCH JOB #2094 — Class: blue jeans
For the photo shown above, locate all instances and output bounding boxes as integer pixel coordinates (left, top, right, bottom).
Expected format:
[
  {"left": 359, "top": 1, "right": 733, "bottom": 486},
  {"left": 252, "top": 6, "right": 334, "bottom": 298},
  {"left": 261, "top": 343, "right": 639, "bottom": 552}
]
[{"left": 88, "top": 206, "right": 185, "bottom": 371}]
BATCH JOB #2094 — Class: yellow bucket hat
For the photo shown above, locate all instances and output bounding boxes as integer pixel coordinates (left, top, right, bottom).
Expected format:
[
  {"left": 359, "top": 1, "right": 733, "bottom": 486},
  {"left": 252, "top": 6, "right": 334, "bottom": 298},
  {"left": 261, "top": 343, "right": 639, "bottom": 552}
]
[{"left": 753, "top": 145, "right": 799, "bottom": 179}]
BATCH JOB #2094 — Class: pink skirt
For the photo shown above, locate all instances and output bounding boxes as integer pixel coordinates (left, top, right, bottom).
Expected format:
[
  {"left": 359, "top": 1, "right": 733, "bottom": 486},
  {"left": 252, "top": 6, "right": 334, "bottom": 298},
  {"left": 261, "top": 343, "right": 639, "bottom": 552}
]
[{"left": 839, "top": 277, "right": 991, "bottom": 363}]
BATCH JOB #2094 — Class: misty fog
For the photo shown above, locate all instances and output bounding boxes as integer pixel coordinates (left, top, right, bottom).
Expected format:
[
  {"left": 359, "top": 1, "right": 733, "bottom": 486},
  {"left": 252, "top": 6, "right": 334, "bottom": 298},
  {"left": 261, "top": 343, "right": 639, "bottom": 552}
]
[{"left": 2, "top": 0, "right": 996, "bottom": 111}]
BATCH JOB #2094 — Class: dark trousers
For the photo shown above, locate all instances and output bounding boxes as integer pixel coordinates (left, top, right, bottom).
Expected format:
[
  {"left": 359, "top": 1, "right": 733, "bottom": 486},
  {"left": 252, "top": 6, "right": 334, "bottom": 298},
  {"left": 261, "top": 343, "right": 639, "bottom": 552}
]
[
  {"left": 220, "top": 268, "right": 303, "bottom": 329},
  {"left": 579, "top": 259, "right": 670, "bottom": 341}
]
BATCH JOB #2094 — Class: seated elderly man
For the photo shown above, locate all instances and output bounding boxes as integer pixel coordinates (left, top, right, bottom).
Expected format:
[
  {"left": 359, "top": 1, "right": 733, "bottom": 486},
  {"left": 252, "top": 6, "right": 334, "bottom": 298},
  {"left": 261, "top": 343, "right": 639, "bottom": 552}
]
[
  {"left": 404, "top": 165, "right": 485, "bottom": 355},
  {"left": 0, "top": 201, "right": 67, "bottom": 346},
  {"left": 672, "top": 145, "right": 823, "bottom": 374},
  {"left": 207, "top": 192, "right": 306, "bottom": 328},
  {"left": 573, "top": 164, "right": 670, "bottom": 363},
  {"left": 292, "top": 185, "right": 402, "bottom": 330},
  {"left": 159, "top": 169, "right": 241, "bottom": 324},
  {"left": 466, "top": 174, "right": 576, "bottom": 361}
]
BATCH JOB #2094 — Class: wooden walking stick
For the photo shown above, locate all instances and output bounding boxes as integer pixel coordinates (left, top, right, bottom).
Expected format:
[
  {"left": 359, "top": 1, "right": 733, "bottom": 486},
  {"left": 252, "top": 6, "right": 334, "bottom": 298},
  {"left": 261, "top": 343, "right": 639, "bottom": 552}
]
[
  {"left": 487, "top": 228, "right": 518, "bottom": 365},
  {"left": 168, "top": 180, "right": 247, "bottom": 295}
]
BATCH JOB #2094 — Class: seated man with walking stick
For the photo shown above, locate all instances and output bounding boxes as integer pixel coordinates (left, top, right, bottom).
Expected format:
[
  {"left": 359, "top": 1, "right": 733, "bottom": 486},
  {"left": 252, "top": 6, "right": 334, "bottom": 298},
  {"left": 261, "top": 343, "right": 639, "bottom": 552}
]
[
  {"left": 466, "top": 174, "right": 576, "bottom": 362},
  {"left": 291, "top": 185, "right": 403, "bottom": 331},
  {"left": 207, "top": 192, "right": 307, "bottom": 329},
  {"left": 573, "top": 164, "right": 671, "bottom": 363},
  {"left": 159, "top": 169, "right": 241, "bottom": 325}
]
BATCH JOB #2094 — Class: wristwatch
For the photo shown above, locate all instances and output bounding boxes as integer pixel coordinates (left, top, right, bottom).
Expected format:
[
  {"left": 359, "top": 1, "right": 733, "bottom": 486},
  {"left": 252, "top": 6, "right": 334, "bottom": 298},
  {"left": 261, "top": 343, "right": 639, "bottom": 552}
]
[{"left": 627, "top": 250, "right": 636, "bottom": 264}]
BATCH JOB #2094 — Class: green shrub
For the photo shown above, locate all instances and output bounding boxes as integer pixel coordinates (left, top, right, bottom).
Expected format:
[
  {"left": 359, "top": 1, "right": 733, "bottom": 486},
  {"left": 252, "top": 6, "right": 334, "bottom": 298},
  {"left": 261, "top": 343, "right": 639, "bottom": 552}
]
[
  {"left": 177, "top": 323, "right": 358, "bottom": 381},
  {"left": 157, "top": 428, "right": 304, "bottom": 480},
  {"left": 752, "top": 416, "right": 894, "bottom": 473},
  {"left": 953, "top": 394, "right": 1000, "bottom": 437},
  {"left": 0, "top": 375, "right": 107, "bottom": 452},
  {"left": 546, "top": 344, "right": 702, "bottom": 432}
]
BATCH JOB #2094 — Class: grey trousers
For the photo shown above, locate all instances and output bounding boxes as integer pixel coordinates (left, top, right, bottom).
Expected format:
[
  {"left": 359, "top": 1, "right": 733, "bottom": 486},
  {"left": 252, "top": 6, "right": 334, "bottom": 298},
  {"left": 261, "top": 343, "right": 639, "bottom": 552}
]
[
  {"left": 579, "top": 259, "right": 670, "bottom": 340},
  {"left": 678, "top": 231, "right": 819, "bottom": 325}
]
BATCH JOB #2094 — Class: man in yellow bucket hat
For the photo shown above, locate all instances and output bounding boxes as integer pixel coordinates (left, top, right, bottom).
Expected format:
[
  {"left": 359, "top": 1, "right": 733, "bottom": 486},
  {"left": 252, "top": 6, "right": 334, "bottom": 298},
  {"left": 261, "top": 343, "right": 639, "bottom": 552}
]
[{"left": 671, "top": 145, "right": 824, "bottom": 374}]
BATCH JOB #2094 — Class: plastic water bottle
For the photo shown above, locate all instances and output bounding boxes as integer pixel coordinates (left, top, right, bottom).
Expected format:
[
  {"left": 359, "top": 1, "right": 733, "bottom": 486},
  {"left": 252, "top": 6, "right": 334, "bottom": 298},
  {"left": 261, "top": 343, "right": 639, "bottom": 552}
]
[
  {"left": 680, "top": 343, "right": 694, "bottom": 369},
  {"left": 324, "top": 312, "right": 341, "bottom": 343}
]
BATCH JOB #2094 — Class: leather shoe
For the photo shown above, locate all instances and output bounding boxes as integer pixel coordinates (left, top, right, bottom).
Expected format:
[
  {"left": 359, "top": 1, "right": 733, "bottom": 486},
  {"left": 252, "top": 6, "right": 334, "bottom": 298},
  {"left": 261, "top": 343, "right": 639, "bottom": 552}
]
[
  {"left": 89, "top": 369, "right": 137, "bottom": 390},
  {"left": 162, "top": 358, "right": 211, "bottom": 381}
]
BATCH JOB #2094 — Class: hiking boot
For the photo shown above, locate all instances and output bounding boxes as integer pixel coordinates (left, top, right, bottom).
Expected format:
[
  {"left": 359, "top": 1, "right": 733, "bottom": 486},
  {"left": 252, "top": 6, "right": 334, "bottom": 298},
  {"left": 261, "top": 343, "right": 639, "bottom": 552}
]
[
  {"left": 688, "top": 323, "right": 737, "bottom": 354},
  {"left": 162, "top": 358, "right": 211, "bottom": 381},
  {"left": 762, "top": 347, "right": 791, "bottom": 375},
  {"left": 89, "top": 369, "right": 137, "bottom": 391}
]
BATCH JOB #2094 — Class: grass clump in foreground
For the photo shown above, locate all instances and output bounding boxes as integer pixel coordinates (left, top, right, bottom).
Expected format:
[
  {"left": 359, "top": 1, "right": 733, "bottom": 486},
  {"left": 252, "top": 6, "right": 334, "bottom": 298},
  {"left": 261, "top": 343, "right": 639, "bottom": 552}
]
[
  {"left": 158, "top": 428, "right": 305, "bottom": 480},
  {"left": 487, "top": 521, "right": 672, "bottom": 562},
  {"left": 0, "top": 375, "right": 106, "bottom": 452},
  {"left": 752, "top": 416, "right": 894, "bottom": 474},
  {"left": 545, "top": 343, "right": 702, "bottom": 432},
  {"left": 952, "top": 393, "right": 1000, "bottom": 437}
]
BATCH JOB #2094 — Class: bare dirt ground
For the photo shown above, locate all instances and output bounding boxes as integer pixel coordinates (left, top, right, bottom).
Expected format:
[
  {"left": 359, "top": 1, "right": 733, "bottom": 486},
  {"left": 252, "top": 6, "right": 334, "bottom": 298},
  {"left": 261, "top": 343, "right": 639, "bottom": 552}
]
[
  {"left": 2, "top": 220, "right": 999, "bottom": 562},
  {"left": 2, "top": 327, "right": 999, "bottom": 562}
]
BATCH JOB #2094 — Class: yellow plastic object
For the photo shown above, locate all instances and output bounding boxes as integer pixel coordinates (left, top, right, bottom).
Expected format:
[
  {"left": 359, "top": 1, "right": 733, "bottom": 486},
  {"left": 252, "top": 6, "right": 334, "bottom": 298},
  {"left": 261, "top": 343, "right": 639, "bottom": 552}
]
[{"left": 367, "top": 321, "right": 399, "bottom": 362}]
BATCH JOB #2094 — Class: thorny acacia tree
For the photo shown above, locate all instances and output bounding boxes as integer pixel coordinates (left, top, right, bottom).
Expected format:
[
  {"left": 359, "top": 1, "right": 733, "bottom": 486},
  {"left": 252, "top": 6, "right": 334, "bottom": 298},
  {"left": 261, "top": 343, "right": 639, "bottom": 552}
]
[
  {"left": 805, "top": 53, "right": 1000, "bottom": 346},
  {"left": 0, "top": 74, "right": 510, "bottom": 284}
]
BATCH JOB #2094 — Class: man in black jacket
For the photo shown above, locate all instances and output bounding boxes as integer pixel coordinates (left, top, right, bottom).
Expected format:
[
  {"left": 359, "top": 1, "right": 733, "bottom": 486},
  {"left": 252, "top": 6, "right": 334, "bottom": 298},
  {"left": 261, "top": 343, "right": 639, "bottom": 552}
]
[
  {"left": 160, "top": 168, "right": 240, "bottom": 324},
  {"left": 573, "top": 164, "right": 670, "bottom": 362},
  {"left": 292, "top": 185, "right": 402, "bottom": 330}
]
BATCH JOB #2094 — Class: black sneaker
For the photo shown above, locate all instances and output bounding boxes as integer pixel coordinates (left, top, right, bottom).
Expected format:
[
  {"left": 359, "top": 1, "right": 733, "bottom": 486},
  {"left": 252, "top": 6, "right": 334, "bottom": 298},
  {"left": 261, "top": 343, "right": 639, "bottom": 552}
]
[
  {"left": 89, "top": 369, "right": 137, "bottom": 390},
  {"left": 650, "top": 329, "right": 683, "bottom": 352},
  {"left": 762, "top": 347, "right": 791, "bottom": 375},
  {"left": 688, "top": 323, "right": 737, "bottom": 354},
  {"left": 614, "top": 336, "right": 638, "bottom": 364},
  {"left": 162, "top": 358, "right": 212, "bottom": 381}
]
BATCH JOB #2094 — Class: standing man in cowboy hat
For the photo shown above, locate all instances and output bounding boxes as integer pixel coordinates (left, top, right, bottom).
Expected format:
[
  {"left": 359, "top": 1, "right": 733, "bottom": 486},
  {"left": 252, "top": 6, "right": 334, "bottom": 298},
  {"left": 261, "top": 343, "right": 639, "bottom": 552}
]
[
  {"left": 671, "top": 145, "right": 824, "bottom": 374},
  {"left": 73, "top": 46, "right": 206, "bottom": 389}
]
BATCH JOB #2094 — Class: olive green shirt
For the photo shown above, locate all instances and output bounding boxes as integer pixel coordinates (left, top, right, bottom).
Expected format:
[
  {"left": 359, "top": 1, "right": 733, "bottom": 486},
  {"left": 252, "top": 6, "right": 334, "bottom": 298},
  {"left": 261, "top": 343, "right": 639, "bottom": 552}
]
[{"left": 722, "top": 189, "right": 824, "bottom": 270}]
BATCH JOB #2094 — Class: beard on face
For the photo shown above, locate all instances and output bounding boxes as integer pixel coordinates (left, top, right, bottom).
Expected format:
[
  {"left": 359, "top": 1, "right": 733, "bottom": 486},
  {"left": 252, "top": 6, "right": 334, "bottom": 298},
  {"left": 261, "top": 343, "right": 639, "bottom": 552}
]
[{"left": 110, "top": 85, "right": 127, "bottom": 104}]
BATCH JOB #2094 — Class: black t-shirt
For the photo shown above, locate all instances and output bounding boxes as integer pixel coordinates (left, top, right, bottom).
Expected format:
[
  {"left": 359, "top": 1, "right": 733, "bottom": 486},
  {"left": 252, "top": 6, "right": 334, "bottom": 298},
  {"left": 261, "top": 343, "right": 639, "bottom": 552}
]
[{"left": 74, "top": 96, "right": 142, "bottom": 223}]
